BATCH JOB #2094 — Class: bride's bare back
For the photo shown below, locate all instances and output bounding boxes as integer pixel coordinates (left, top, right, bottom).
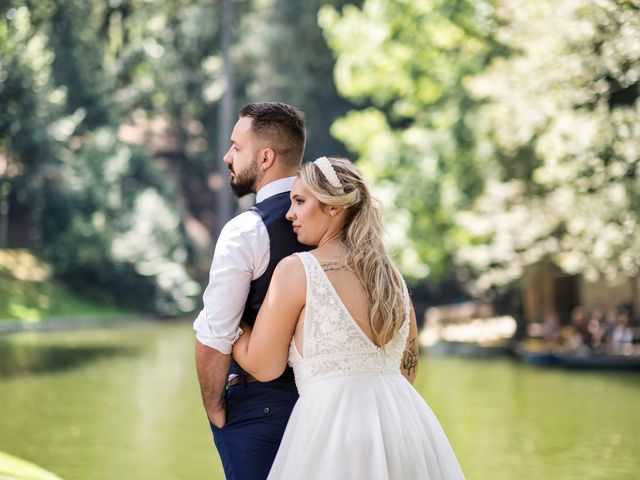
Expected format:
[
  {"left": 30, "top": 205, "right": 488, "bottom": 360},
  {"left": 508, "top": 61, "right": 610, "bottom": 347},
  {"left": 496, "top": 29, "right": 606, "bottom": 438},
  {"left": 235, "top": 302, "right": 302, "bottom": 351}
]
[
  {"left": 233, "top": 245, "right": 419, "bottom": 385},
  {"left": 293, "top": 250, "right": 381, "bottom": 356}
]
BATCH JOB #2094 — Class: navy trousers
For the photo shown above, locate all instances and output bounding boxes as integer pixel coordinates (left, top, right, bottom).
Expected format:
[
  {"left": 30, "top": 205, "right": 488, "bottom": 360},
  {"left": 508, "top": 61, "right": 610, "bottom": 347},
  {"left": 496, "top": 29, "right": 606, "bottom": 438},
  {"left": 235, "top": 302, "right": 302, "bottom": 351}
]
[{"left": 211, "top": 376, "right": 298, "bottom": 480}]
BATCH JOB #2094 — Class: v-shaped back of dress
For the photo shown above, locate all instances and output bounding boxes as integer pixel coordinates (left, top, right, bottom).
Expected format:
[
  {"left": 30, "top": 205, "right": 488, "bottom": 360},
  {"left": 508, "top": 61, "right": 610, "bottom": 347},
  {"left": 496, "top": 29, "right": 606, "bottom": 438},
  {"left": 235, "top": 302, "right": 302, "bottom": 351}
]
[{"left": 288, "top": 251, "right": 410, "bottom": 393}]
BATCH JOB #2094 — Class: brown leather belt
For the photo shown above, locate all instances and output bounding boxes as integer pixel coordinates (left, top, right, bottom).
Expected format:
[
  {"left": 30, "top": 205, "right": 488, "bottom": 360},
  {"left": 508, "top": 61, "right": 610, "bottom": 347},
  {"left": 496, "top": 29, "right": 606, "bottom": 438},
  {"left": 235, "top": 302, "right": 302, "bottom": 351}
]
[{"left": 226, "top": 373, "right": 259, "bottom": 387}]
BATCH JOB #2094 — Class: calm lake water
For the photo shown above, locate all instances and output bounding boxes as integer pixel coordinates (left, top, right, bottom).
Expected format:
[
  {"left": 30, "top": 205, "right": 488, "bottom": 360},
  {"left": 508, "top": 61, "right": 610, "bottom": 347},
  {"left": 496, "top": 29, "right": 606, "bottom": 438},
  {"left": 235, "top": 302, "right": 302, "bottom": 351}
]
[{"left": 0, "top": 321, "right": 638, "bottom": 480}]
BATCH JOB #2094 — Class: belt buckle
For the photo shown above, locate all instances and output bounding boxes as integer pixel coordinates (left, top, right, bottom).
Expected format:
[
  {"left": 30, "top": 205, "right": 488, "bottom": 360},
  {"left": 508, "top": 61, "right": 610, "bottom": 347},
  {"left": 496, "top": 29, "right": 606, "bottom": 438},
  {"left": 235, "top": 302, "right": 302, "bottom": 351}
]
[{"left": 226, "top": 373, "right": 240, "bottom": 389}]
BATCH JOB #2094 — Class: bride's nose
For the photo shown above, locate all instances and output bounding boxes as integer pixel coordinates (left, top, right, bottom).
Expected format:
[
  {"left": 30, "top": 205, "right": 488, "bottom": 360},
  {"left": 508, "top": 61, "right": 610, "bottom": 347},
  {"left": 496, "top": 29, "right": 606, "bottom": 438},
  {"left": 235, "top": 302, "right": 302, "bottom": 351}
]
[{"left": 286, "top": 206, "right": 295, "bottom": 221}]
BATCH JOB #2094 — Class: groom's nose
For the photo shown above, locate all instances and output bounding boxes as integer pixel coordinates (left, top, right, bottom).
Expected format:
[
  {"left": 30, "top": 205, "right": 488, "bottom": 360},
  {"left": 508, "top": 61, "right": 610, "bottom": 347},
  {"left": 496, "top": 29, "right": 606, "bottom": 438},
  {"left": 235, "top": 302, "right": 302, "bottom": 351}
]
[{"left": 223, "top": 147, "right": 233, "bottom": 165}]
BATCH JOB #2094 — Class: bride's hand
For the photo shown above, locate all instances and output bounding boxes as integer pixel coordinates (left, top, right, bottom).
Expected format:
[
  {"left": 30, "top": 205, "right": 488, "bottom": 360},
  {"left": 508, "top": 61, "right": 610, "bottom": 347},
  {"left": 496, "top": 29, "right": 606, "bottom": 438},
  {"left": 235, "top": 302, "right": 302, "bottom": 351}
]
[{"left": 232, "top": 322, "right": 251, "bottom": 360}]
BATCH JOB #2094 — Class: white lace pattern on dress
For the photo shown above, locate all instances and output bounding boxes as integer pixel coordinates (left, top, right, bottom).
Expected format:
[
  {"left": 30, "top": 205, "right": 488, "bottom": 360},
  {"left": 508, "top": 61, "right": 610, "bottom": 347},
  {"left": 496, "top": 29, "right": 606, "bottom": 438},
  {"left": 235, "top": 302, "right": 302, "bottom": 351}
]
[{"left": 288, "top": 252, "right": 410, "bottom": 393}]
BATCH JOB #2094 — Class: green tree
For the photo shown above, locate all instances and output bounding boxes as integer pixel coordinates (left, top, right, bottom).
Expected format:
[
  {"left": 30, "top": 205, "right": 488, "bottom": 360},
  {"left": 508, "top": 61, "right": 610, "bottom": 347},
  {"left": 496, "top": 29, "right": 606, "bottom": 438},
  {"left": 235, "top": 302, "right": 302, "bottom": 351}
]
[
  {"left": 457, "top": 0, "right": 640, "bottom": 291},
  {"left": 1, "top": 2, "right": 201, "bottom": 314},
  {"left": 320, "top": 0, "right": 501, "bottom": 279},
  {"left": 1, "top": 0, "right": 358, "bottom": 314},
  {"left": 238, "top": 0, "right": 356, "bottom": 160}
]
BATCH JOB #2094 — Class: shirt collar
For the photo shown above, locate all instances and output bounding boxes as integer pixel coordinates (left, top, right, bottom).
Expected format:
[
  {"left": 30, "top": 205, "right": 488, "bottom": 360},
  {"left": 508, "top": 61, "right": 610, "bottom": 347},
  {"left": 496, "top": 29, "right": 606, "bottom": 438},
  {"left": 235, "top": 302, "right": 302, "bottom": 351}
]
[{"left": 256, "top": 176, "right": 296, "bottom": 203}]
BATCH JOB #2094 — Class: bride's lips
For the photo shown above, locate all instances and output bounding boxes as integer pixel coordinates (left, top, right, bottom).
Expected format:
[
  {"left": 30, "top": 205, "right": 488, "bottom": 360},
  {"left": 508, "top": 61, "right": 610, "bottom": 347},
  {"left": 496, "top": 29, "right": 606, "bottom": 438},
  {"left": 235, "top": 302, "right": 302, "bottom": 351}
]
[{"left": 292, "top": 224, "right": 301, "bottom": 233}]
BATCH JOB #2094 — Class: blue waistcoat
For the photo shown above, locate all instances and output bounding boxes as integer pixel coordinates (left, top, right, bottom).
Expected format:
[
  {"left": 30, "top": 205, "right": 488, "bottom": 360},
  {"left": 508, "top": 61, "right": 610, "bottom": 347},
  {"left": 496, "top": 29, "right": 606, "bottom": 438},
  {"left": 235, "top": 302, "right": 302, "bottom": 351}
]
[{"left": 229, "top": 191, "right": 310, "bottom": 377}]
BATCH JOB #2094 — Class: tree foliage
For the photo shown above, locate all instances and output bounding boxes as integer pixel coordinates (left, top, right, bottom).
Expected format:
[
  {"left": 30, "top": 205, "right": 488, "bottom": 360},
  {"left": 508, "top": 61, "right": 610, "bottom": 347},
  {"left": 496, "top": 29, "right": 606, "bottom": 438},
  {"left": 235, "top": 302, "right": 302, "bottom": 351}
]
[
  {"left": 238, "top": 0, "right": 356, "bottom": 160},
  {"left": 1, "top": 1, "right": 206, "bottom": 313},
  {"left": 1, "top": 0, "right": 353, "bottom": 314},
  {"left": 320, "top": 0, "right": 501, "bottom": 278},
  {"left": 458, "top": 0, "right": 640, "bottom": 291},
  {"left": 323, "top": 0, "right": 639, "bottom": 291}
]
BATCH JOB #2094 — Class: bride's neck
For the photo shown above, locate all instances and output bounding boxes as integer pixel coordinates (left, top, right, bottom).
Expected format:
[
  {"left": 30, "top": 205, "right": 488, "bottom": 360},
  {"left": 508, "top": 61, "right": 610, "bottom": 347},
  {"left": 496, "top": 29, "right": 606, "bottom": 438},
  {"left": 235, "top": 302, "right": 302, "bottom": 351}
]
[{"left": 317, "top": 234, "right": 344, "bottom": 250}]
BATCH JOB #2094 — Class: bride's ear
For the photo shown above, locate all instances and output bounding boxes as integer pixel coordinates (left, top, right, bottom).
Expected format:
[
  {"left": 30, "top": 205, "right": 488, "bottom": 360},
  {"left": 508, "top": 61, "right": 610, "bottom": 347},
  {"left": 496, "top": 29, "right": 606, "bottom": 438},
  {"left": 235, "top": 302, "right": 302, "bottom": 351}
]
[{"left": 329, "top": 206, "right": 344, "bottom": 217}]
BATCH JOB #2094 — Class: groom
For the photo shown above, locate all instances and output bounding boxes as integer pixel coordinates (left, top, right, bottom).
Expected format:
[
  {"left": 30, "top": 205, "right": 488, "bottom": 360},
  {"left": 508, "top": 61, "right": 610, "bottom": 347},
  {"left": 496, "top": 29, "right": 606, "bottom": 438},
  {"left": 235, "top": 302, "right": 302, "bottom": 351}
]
[{"left": 194, "top": 102, "right": 308, "bottom": 479}]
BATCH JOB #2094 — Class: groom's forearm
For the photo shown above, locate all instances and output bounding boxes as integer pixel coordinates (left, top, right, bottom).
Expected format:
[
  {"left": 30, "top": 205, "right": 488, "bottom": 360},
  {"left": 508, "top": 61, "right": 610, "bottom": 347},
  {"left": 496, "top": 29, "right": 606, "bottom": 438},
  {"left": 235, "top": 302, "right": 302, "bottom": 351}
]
[{"left": 195, "top": 340, "right": 231, "bottom": 428}]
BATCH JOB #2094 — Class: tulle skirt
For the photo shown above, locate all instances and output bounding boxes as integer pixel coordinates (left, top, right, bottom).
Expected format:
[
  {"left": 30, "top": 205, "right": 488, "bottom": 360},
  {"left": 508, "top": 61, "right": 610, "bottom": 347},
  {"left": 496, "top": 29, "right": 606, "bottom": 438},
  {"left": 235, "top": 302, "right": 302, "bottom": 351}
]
[{"left": 267, "top": 374, "right": 465, "bottom": 480}]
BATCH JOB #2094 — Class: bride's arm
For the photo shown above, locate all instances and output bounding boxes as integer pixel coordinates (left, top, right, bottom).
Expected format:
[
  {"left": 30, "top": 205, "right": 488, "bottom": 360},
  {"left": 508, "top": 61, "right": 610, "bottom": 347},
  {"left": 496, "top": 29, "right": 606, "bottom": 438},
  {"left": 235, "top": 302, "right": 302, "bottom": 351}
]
[
  {"left": 401, "top": 306, "right": 419, "bottom": 384},
  {"left": 232, "top": 255, "right": 306, "bottom": 381}
]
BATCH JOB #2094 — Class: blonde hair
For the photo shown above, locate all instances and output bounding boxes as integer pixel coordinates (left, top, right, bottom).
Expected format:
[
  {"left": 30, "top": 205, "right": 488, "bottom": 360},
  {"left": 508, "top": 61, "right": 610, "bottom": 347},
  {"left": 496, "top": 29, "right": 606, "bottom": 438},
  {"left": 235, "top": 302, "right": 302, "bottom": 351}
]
[{"left": 299, "top": 157, "right": 406, "bottom": 347}]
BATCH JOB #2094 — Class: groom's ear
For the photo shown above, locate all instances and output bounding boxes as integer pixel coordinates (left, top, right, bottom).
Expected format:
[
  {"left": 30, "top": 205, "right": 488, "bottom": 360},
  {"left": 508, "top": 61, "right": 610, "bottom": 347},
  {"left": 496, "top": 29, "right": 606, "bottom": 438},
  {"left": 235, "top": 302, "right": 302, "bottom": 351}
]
[{"left": 258, "top": 148, "right": 276, "bottom": 171}]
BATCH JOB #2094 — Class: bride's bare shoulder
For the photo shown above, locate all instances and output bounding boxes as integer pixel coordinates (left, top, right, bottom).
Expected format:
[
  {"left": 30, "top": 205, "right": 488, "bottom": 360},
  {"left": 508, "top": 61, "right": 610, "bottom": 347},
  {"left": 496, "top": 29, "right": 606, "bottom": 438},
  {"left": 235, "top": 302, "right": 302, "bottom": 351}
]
[
  {"left": 269, "top": 255, "right": 307, "bottom": 306},
  {"left": 273, "top": 254, "right": 306, "bottom": 281}
]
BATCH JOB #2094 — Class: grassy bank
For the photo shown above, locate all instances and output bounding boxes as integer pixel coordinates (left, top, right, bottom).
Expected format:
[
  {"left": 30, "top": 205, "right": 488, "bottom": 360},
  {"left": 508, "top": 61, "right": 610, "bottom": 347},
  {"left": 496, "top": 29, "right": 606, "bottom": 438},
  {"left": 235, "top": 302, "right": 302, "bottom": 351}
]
[
  {"left": 0, "top": 450, "right": 62, "bottom": 480},
  {"left": 0, "top": 249, "right": 134, "bottom": 322}
]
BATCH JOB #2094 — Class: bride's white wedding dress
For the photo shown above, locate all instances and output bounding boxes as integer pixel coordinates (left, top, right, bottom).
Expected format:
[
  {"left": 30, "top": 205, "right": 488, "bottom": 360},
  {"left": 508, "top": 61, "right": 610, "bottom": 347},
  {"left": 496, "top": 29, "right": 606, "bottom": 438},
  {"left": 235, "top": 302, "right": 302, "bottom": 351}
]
[{"left": 267, "top": 252, "right": 464, "bottom": 479}]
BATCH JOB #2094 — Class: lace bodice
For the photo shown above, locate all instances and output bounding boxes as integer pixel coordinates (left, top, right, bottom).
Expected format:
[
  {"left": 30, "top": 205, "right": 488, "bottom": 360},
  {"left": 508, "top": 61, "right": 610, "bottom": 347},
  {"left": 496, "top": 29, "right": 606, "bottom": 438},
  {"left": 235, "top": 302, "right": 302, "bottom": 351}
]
[{"left": 288, "top": 252, "right": 410, "bottom": 393}]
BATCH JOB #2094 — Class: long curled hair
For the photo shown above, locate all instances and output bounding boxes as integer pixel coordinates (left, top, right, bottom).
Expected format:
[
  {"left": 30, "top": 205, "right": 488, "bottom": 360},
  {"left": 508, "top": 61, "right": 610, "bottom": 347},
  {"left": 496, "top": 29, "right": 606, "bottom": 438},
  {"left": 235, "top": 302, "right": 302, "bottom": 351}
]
[{"left": 299, "top": 157, "right": 406, "bottom": 347}]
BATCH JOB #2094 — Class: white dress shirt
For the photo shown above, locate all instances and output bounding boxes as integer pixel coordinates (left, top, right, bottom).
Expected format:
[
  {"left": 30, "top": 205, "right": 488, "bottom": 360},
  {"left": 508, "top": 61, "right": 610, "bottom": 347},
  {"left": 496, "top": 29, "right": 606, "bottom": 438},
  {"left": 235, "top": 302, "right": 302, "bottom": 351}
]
[{"left": 193, "top": 176, "right": 296, "bottom": 354}]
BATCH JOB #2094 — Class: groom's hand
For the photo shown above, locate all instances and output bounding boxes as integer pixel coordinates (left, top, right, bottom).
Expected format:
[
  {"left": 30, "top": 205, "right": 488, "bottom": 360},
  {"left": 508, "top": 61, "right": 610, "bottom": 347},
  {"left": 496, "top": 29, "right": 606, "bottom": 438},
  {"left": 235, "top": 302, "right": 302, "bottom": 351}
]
[
  {"left": 207, "top": 400, "right": 227, "bottom": 428},
  {"left": 195, "top": 341, "right": 232, "bottom": 429}
]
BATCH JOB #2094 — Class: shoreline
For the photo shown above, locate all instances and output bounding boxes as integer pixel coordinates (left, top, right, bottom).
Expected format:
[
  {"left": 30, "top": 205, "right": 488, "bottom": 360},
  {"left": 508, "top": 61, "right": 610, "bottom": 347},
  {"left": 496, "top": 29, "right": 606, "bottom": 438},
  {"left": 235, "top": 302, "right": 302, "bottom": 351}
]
[{"left": 0, "top": 314, "right": 185, "bottom": 334}]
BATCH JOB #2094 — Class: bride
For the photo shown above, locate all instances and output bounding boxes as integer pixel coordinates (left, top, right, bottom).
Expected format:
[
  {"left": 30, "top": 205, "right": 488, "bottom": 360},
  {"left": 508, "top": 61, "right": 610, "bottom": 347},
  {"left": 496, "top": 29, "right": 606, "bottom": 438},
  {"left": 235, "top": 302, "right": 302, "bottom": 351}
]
[{"left": 232, "top": 156, "right": 464, "bottom": 479}]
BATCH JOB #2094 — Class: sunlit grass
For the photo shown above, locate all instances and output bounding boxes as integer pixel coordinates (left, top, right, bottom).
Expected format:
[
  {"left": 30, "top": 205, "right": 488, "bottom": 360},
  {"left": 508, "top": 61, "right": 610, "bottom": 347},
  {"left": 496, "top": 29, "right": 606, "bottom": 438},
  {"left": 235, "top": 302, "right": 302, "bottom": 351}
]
[
  {"left": 0, "top": 450, "right": 62, "bottom": 480},
  {"left": 0, "top": 249, "right": 135, "bottom": 321}
]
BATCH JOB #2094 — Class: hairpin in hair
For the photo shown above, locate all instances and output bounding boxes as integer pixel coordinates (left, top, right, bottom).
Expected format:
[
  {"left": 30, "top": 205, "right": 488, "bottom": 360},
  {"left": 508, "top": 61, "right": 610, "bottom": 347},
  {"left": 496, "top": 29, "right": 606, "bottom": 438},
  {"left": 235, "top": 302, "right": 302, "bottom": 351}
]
[{"left": 313, "top": 156, "right": 342, "bottom": 188}]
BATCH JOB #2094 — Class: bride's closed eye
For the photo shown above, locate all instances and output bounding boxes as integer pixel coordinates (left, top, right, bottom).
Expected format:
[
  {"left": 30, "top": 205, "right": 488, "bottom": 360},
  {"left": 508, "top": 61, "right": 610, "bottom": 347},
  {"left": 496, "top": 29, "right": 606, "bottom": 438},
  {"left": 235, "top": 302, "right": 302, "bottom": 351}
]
[{"left": 291, "top": 195, "right": 305, "bottom": 205}]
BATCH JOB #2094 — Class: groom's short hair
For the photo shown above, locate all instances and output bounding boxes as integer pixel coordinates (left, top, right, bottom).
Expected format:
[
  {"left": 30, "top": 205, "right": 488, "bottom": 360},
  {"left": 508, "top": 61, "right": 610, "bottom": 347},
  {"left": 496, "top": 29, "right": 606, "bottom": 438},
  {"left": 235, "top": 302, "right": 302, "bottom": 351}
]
[{"left": 239, "top": 102, "right": 306, "bottom": 167}]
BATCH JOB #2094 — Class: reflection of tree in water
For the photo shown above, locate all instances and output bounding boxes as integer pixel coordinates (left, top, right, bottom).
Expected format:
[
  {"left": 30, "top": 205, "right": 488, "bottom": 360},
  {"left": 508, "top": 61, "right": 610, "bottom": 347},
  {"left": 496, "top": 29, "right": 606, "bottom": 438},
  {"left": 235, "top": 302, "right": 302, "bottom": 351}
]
[{"left": 0, "top": 340, "right": 139, "bottom": 377}]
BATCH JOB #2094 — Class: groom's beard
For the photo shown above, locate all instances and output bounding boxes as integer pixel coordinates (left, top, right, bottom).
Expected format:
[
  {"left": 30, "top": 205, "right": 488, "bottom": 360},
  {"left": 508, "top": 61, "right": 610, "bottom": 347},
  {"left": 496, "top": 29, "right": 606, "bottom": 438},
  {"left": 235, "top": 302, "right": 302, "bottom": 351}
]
[{"left": 229, "top": 159, "right": 260, "bottom": 198}]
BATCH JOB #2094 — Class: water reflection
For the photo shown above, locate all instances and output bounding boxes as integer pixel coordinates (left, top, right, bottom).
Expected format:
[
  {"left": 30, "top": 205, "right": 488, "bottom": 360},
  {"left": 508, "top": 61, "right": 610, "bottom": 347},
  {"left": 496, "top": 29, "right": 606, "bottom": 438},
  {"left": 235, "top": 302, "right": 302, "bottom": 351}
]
[
  {"left": 0, "top": 322, "right": 638, "bottom": 480},
  {"left": 419, "top": 356, "right": 640, "bottom": 480},
  {"left": 0, "top": 339, "right": 138, "bottom": 377},
  {"left": 0, "top": 322, "right": 220, "bottom": 480}
]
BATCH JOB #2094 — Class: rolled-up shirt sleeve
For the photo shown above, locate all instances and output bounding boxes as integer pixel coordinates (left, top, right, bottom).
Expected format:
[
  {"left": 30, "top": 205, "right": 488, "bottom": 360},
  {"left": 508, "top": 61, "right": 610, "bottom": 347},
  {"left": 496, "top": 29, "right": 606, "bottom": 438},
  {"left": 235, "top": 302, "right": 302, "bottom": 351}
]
[{"left": 193, "top": 211, "right": 269, "bottom": 354}]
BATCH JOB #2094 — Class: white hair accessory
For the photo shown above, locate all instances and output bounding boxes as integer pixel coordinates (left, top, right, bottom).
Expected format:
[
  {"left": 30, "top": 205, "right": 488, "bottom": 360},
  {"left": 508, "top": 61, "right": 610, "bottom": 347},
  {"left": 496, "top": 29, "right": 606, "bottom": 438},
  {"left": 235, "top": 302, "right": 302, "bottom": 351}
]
[{"left": 313, "top": 156, "right": 342, "bottom": 188}]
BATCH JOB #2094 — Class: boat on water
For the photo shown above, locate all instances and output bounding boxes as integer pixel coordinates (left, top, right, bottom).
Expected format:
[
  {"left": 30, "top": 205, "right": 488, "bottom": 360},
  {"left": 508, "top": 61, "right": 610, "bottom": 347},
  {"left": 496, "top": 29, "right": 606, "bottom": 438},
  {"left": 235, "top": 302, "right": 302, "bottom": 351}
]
[
  {"left": 553, "top": 352, "right": 640, "bottom": 370},
  {"left": 516, "top": 340, "right": 640, "bottom": 370}
]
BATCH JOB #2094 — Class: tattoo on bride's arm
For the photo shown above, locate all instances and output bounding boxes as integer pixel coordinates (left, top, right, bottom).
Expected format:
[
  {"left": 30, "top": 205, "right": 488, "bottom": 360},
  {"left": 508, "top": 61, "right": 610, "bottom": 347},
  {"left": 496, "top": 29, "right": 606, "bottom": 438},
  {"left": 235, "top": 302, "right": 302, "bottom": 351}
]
[{"left": 402, "top": 339, "right": 418, "bottom": 375}]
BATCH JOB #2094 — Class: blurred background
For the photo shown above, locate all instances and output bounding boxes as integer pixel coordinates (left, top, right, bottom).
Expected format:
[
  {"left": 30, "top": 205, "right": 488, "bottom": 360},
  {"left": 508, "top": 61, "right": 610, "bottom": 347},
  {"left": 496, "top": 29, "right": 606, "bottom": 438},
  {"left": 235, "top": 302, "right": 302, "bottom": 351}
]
[{"left": 1, "top": 0, "right": 639, "bottom": 479}]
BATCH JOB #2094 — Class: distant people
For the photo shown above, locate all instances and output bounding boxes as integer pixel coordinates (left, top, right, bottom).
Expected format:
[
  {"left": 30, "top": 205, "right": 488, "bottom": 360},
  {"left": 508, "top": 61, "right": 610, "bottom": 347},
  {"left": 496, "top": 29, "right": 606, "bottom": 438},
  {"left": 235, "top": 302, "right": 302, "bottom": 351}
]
[
  {"left": 542, "top": 312, "right": 561, "bottom": 345},
  {"left": 610, "top": 306, "right": 634, "bottom": 355},
  {"left": 536, "top": 303, "right": 636, "bottom": 356},
  {"left": 585, "top": 308, "right": 607, "bottom": 354},
  {"left": 562, "top": 305, "right": 588, "bottom": 351}
]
